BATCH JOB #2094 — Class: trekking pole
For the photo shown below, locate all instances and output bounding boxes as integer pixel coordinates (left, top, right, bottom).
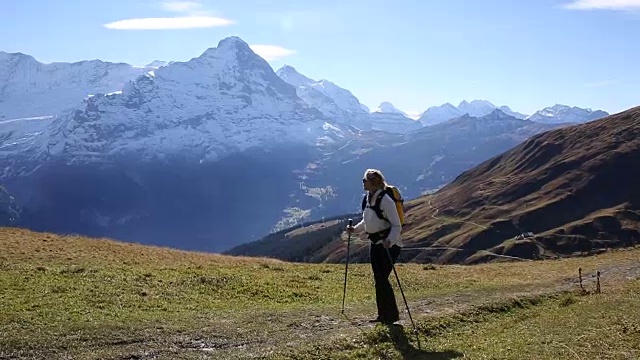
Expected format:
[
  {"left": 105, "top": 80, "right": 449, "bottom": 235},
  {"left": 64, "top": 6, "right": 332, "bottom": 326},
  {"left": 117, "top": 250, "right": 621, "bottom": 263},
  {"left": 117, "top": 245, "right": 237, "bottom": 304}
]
[
  {"left": 341, "top": 219, "right": 353, "bottom": 314},
  {"left": 385, "top": 247, "right": 421, "bottom": 349}
]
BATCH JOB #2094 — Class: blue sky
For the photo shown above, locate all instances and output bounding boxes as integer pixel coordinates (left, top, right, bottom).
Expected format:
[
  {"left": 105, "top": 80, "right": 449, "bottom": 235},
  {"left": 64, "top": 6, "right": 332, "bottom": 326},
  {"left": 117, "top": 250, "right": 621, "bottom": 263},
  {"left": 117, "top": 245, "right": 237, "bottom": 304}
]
[{"left": 1, "top": 0, "right": 639, "bottom": 116}]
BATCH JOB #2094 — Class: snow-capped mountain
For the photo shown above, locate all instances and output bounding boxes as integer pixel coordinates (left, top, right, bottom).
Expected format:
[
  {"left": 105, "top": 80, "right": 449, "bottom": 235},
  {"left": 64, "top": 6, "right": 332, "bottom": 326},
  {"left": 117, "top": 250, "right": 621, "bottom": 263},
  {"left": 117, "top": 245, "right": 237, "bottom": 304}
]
[
  {"left": 275, "top": 65, "right": 315, "bottom": 87},
  {"left": 308, "top": 80, "right": 366, "bottom": 117},
  {"left": 419, "top": 103, "right": 462, "bottom": 126},
  {"left": 458, "top": 100, "right": 497, "bottom": 117},
  {"left": 369, "top": 112, "right": 422, "bottom": 134},
  {"left": 276, "top": 66, "right": 423, "bottom": 134},
  {"left": 4, "top": 37, "right": 330, "bottom": 167},
  {"left": 145, "top": 60, "right": 171, "bottom": 68},
  {"left": 275, "top": 65, "right": 368, "bottom": 126},
  {"left": 0, "top": 36, "right": 348, "bottom": 252},
  {"left": 419, "top": 100, "right": 529, "bottom": 126},
  {"left": 368, "top": 102, "right": 421, "bottom": 132},
  {"left": 498, "top": 105, "right": 527, "bottom": 119},
  {"left": 526, "top": 104, "right": 609, "bottom": 124},
  {"left": 423, "top": 109, "right": 535, "bottom": 134},
  {"left": 372, "top": 101, "right": 408, "bottom": 116},
  {"left": 0, "top": 51, "right": 152, "bottom": 120}
]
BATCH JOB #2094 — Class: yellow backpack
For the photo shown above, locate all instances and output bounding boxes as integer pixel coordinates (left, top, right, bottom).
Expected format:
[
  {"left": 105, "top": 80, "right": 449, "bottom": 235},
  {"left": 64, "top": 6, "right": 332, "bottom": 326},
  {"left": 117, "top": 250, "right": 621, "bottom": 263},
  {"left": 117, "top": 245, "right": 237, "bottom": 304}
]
[{"left": 361, "top": 185, "right": 405, "bottom": 226}]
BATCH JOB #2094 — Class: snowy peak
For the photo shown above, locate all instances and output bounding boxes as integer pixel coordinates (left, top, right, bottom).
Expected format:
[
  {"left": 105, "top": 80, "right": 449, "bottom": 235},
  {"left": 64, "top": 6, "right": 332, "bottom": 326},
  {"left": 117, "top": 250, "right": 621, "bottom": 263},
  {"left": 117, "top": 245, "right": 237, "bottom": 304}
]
[
  {"left": 275, "top": 65, "right": 368, "bottom": 124},
  {"left": 484, "top": 108, "right": 515, "bottom": 120},
  {"left": 0, "top": 51, "right": 152, "bottom": 120},
  {"left": 419, "top": 99, "right": 606, "bottom": 128},
  {"left": 526, "top": 104, "right": 609, "bottom": 124},
  {"left": 419, "top": 100, "right": 530, "bottom": 126},
  {"left": 121, "top": 36, "right": 305, "bottom": 109},
  {"left": 145, "top": 60, "right": 170, "bottom": 68},
  {"left": 199, "top": 36, "right": 259, "bottom": 65},
  {"left": 458, "top": 99, "right": 496, "bottom": 117},
  {"left": 12, "top": 36, "right": 329, "bottom": 163},
  {"left": 419, "top": 103, "right": 463, "bottom": 126},
  {"left": 441, "top": 102, "right": 458, "bottom": 110},
  {"left": 372, "top": 101, "right": 407, "bottom": 116},
  {"left": 498, "top": 105, "right": 527, "bottom": 119},
  {"left": 373, "top": 101, "right": 401, "bottom": 114},
  {"left": 166, "top": 37, "right": 298, "bottom": 99},
  {"left": 213, "top": 36, "right": 252, "bottom": 53},
  {"left": 368, "top": 102, "right": 421, "bottom": 134},
  {"left": 0, "top": 51, "right": 38, "bottom": 65},
  {"left": 369, "top": 111, "right": 421, "bottom": 134},
  {"left": 275, "top": 65, "right": 315, "bottom": 87},
  {"left": 309, "top": 80, "right": 366, "bottom": 114},
  {"left": 424, "top": 108, "right": 528, "bottom": 135}
]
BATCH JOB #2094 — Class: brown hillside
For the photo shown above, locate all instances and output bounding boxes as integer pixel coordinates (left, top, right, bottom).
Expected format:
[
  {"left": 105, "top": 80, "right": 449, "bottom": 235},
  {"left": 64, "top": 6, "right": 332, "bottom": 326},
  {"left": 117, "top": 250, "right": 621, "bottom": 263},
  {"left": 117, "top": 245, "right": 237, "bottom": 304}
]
[
  {"left": 393, "top": 105, "right": 640, "bottom": 263},
  {"left": 0, "top": 227, "right": 281, "bottom": 266}
]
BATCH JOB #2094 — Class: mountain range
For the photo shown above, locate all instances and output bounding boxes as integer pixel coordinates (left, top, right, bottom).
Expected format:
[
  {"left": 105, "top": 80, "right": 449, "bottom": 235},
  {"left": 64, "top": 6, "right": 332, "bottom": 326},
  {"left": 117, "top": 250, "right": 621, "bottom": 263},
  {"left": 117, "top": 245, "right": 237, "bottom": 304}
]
[
  {"left": 417, "top": 100, "right": 608, "bottom": 128},
  {"left": 0, "top": 36, "right": 614, "bottom": 252},
  {"left": 226, "top": 106, "right": 640, "bottom": 264}
]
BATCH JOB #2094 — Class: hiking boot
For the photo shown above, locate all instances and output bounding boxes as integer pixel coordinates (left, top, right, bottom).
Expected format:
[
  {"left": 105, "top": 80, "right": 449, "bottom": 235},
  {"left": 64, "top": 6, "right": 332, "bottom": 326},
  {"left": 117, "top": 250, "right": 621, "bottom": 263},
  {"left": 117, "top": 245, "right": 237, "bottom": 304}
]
[
  {"left": 368, "top": 316, "right": 399, "bottom": 324},
  {"left": 381, "top": 317, "right": 399, "bottom": 324}
]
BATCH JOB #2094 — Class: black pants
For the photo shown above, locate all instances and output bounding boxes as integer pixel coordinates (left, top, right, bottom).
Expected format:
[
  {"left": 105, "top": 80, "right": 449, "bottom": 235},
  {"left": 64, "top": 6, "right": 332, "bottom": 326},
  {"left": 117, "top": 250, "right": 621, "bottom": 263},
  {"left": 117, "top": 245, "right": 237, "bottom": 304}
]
[{"left": 370, "top": 243, "right": 401, "bottom": 321}]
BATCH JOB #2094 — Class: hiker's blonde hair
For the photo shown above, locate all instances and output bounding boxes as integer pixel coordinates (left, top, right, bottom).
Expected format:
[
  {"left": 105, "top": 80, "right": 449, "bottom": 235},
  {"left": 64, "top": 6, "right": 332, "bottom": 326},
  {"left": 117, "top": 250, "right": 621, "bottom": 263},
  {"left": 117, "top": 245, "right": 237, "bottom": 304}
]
[{"left": 363, "top": 168, "right": 387, "bottom": 189}]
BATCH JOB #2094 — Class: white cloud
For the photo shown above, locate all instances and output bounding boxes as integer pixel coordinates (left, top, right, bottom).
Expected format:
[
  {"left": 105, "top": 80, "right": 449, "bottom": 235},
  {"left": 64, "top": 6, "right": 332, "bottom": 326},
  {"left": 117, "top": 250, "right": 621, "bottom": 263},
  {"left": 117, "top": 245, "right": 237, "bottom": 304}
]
[
  {"left": 103, "top": 16, "right": 234, "bottom": 30},
  {"left": 104, "top": 1, "right": 231, "bottom": 30},
  {"left": 162, "top": 1, "right": 203, "bottom": 13},
  {"left": 563, "top": 0, "right": 640, "bottom": 10},
  {"left": 249, "top": 45, "right": 296, "bottom": 61}
]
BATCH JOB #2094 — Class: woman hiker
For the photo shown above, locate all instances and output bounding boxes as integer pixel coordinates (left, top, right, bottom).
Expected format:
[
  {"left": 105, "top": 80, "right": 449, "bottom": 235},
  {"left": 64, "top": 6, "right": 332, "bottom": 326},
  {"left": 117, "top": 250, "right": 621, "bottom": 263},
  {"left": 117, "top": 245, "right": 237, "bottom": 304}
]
[{"left": 346, "top": 168, "right": 402, "bottom": 324}]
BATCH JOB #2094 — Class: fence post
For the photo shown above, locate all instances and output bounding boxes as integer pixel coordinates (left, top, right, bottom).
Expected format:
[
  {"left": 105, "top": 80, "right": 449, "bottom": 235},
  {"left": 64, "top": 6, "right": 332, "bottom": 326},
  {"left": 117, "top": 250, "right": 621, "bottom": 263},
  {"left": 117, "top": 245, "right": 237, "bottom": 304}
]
[{"left": 578, "top": 267, "right": 585, "bottom": 292}]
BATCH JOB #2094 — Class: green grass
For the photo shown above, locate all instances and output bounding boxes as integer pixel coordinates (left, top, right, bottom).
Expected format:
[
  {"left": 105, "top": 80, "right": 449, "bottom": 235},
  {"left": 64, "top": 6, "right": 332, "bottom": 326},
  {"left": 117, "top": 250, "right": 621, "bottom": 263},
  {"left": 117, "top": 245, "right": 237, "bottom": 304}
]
[
  {"left": 1, "top": 227, "right": 639, "bottom": 359},
  {"left": 269, "top": 283, "right": 640, "bottom": 359},
  {"left": 430, "top": 282, "right": 640, "bottom": 360}
]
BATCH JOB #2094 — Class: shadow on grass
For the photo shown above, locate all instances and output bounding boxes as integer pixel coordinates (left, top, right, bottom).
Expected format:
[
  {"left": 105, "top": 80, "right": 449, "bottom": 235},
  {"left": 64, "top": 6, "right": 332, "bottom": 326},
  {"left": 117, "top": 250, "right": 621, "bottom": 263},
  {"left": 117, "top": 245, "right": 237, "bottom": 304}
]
[{"left": 384, "top": 323, "right": 464, "bottom": 360}]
